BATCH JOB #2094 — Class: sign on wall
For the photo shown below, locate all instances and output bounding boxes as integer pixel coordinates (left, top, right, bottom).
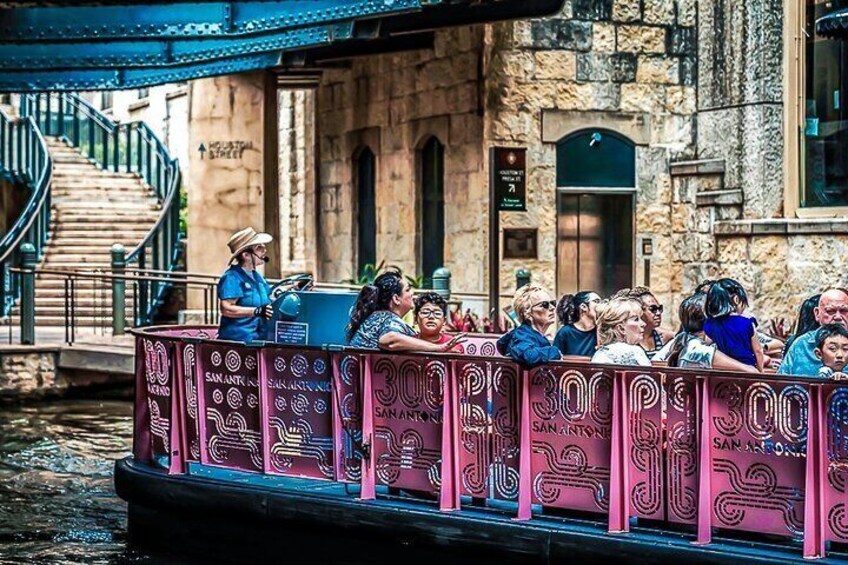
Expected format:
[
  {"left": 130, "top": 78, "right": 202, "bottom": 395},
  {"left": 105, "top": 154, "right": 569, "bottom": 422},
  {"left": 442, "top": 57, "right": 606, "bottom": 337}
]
[{"left": 491, "top": 147, "right": 527, "bottom": 211}]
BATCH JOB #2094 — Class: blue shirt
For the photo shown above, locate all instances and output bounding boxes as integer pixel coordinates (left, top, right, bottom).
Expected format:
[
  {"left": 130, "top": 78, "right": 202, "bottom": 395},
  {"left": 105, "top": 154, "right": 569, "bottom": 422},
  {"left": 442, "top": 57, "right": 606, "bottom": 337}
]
[
  {"left": 704, "top": 314, "right": 757, "bottom": 367},
  {"left": 553, "top": 324, "right": 596, "bottom": 357},
  {"left": 778, "top": 330, "right": 821, "bottom": 377},
  {"left": 496, "top": 322, "right": 561, "bottom": 368},
  {"left": 349, "top": 311, "right": 415, "bottom": 349},
  {"left": 217, "top": 266, "right": 271, "bottom": 342}
]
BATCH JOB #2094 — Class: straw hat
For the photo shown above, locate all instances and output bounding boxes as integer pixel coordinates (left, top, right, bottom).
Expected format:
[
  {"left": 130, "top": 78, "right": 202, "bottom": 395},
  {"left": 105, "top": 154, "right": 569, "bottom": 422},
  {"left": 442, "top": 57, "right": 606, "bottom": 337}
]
[{"left": 227, "top": 227, "right": 272, "bottom": 264}]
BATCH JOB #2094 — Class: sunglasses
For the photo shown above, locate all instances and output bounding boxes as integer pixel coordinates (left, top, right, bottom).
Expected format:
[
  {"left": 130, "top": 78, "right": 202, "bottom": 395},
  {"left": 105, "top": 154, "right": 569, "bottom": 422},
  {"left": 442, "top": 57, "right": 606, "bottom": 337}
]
[
  {"left": 646, "top": 305, "right": 664, "bottom": 314},
  {"left": 533, "top": 300, "right": 557, "bottom": 310}
]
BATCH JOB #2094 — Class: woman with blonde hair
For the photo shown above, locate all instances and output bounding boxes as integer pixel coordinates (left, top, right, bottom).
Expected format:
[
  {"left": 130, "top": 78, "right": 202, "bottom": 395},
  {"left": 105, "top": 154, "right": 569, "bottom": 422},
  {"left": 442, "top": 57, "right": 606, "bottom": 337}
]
[
  {"left": 591, "top": 298, "right": 651, "bottom": 366},
  {"left": 496, "top": 284, "right": 561, "bottom": 368}
]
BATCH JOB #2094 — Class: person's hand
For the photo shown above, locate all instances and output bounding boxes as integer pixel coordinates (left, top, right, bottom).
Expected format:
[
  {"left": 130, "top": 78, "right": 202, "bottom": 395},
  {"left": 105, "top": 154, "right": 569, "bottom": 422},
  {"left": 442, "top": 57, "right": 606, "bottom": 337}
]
[
  {"left": 254, "top": 304, "right": 273, "bottom": 319},
  {"left": 769, "top": 317, "right": 790, "bottom": 341},
  {"left": 831, "top": 371, "right": 848, "bottom": 381},
  {"left": 765, "top": 356, "right": 781, "bottom": 370},
  {"left": 439, "top": 333, "right": 467, "bottom": 352}
]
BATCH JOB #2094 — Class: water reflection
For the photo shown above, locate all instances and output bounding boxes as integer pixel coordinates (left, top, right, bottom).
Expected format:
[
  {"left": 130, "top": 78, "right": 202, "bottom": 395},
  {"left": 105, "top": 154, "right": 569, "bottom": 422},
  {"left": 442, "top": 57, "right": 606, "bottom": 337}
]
[
  {"left": 0, "top": 401, "right": 179, "bottom": 564},
  {"left": 0, "top": 401, "right": 494, "bottom": 565}
]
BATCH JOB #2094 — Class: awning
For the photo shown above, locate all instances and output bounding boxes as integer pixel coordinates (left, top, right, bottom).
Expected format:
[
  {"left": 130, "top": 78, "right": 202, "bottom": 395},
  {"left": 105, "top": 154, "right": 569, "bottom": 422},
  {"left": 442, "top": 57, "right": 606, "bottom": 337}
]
[
  {"left": 0, "top": 0, "right": 564, "bottom": 92},
  {"left": 816, "top": 7, "right": 848, "bottom": 38}
]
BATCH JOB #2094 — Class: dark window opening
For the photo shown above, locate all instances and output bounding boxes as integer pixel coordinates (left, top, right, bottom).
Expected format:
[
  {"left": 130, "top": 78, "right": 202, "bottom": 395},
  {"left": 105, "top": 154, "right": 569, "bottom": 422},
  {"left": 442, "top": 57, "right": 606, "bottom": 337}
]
[
  {"left": 355, "top": 147, "right": 377, "bottom": 276},
  {"left": 420, "top": 137, "right": 445, "bottom": 286}
]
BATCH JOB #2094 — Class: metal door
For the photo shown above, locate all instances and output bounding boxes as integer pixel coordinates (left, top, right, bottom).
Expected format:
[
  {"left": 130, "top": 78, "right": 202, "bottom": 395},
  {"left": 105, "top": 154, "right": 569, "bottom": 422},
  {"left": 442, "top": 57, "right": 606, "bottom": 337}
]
[
  {"left": 555, "top": 129, "right": 635, "bottom": 297},
  {"left": 556, "top": 193, "right": 633, "bottom": 296}
]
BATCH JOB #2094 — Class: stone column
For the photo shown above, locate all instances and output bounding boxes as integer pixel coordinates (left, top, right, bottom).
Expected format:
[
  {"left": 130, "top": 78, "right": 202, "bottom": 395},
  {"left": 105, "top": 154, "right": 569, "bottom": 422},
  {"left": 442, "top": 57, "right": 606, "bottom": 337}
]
[{"left": 186, "top": 71, "right": 280, "bottom": 310}]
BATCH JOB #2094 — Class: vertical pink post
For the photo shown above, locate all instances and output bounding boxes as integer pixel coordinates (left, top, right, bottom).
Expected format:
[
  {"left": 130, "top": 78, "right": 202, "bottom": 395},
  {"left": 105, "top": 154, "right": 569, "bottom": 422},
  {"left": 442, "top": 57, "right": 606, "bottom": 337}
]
[
  {"left": 516, "top": 369, "right": 532, "bottom": 521},
  {"left": 196, "top": 344, "right": 210, "bottom": 466},
  {"left": 439, "top": 360, "right": 458, "bottom": 511},
  {"left": 132, "top": 336, "right": 152, "bottom": 463},
  {"left": 174, "top": 342, "right": 191, "bottom": 470},
  {"left": 694, "top": 376, "right": 713, "bottom": 545},
  {"left": 359, "top": 354, "right": 376, "bottom": 501},
  {"left": 803, "top": 384, "right": 825, "bottom": 559},
  {"left": 608, "top": 370, "right": 630, "bottom": 533},
  {"left": 451, "top": 359, "right": 462, "bottom": 509},
  {"left": 258, "top": 348, "right": 273, "bottom": 474},
  {"left": 331, "top": 353, "right": 345, "bottom": 481},
  {"left": 168, "top": 342, "right": 184, "bottom": 474}
]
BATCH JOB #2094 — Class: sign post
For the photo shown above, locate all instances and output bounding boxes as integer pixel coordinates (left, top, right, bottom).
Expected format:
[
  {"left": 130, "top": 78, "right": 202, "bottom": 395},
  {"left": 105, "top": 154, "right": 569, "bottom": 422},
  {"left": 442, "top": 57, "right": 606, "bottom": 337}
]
[{"left": 488, "top": 147, "right": 527, "bottom": 331}]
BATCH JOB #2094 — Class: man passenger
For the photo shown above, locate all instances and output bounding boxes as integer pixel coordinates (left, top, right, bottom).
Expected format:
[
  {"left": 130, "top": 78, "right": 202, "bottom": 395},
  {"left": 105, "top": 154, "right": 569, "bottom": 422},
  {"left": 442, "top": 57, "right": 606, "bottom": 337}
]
[{"left": 778, "top": 288, "right": 848, "bottom": 376}]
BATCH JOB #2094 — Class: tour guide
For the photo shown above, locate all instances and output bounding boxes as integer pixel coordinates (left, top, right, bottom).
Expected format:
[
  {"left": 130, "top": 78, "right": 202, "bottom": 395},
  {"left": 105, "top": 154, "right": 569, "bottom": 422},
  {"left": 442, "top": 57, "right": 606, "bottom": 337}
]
[{"left": 217, "top": 227, "right": 273, "bottom": 342}]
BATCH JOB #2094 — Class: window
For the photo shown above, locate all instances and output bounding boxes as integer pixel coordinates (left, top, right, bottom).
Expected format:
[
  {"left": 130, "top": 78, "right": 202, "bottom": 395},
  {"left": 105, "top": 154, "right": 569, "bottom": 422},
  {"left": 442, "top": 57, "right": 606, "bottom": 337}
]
[
  {"left": 355, "top": 147, "right": 376, "bottom": 275},
  {"left": 137, "top": 87, "right": 149, "bottom": 100},
  {"left": 795, "top": 0, "right": 848, "bottom": 209},
  {"left": 802, "top": 0, "right": 848, "bottom": 207},
  {"left": 419, "top": 136, "right": 445, "bottom": 286},
  {"left": 101, "top": 91, "right": 113, "bottom": 111}
]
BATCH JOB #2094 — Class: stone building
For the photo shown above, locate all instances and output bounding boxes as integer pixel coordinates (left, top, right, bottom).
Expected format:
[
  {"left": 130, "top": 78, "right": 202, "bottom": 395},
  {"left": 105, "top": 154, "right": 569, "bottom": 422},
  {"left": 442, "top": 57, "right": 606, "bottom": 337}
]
[
  {"left": 85, "top": 1, "right": 847, "bottom": 324},
  {"left": 271, "top": 0, "right": 848, "bottom": 324}
]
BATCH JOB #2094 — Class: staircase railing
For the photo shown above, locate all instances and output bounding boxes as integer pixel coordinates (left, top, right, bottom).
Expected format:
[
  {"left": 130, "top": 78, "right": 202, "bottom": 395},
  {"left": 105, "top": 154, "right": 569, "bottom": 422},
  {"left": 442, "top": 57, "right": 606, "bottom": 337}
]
[
  {"left": 18, "top": 92, "right": 182, "bottom": 326},
  {"left": 0, "top": 107, "right": 52, "bottom": 318}
]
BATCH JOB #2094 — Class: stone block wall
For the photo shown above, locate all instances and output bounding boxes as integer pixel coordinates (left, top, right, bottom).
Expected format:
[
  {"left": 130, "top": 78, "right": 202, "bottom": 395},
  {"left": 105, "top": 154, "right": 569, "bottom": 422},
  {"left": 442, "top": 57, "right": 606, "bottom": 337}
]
[
  {"left": 696, "top": 0, "right": 784, "bottom": 219},
  {"left": 0, "top": 349, "right": 66, "bottom": 401},
  {"left": 279, "top": 90, "right": 316, "bottom": 275},
  {"left": 485, "top": 0, "right": 698, "bottom": 303},
  {"left": 315, "top": 27, "right": 487, "bottom": 292}
]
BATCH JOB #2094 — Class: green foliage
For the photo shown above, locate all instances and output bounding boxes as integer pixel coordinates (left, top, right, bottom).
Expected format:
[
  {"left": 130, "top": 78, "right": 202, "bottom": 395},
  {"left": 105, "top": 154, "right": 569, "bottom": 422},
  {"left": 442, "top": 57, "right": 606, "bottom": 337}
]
[
  {"left": 343, "top": 260, "right": 386, "bottom": 285},
  {"left": 405, "top": 274, "right": 424, "bottom": 289}
]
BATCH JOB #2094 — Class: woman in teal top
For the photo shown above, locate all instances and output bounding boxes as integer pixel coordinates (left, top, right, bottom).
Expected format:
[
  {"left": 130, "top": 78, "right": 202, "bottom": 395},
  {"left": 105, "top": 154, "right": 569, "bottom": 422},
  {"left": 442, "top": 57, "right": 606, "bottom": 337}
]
[{"left": 217, "top": 227, "right": 273, "bottom": 342}]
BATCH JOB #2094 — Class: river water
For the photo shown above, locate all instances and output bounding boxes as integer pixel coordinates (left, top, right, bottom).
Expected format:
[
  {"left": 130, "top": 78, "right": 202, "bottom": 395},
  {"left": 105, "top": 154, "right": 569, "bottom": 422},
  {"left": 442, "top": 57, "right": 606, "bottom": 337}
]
[
  {"left": 0, "top": 401, "right": 490, "bottom": 565},
  {"left": 0, "top": 400, "right": 155, "bottom": 564}
]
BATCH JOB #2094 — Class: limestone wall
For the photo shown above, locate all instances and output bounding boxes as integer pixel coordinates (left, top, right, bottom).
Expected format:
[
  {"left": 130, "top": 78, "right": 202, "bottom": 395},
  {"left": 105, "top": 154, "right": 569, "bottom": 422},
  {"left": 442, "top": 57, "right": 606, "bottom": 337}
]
[
  {"left": 696, "top": 0, "right": 784, "bottom": 219},
  {"left": 484, "top": 1, "right": 697, "bottom": 304},
  {"left": 0, "top": 349, "right": 65, "bottom": 401},
  {"left": 315, "top": 27, "right": 487, "bottom": 292},
  {"left": 278, "top": 90, "right": 316, "bottom": 275},
  {"left": 186, "top": 73, "right": 267, "bottom": 307}
]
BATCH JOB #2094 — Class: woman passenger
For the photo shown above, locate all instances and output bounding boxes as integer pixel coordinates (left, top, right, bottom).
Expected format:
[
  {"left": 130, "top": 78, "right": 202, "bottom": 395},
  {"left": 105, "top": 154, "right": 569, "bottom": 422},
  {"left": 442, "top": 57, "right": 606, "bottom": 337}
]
[
  {"left": 553, "top": 291, "right": 601, "bottom": 357},
  {"left": 414, "top": 292, "right": 464, "bottom": 353},
  {"left": 615, "top": 287, "right": 674, "bottom": 357},
  {"left": 496, "top": 285, "right": 561, "bottom": 368},
  {"left": 591, "top": 298, "right": 651, "bottom": 366},
  {"left": 785, "top": 293, "right": 821, "bottom": 352},
  {"left": 346, "top": 270, "right": 464, "bottom": 352}
]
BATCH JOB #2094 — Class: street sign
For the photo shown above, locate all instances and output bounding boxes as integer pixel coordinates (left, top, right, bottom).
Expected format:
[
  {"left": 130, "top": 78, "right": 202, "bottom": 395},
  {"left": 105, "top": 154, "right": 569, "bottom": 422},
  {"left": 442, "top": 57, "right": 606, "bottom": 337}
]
[{"left": 491, "top": 147, "right": 527, "bottom": 211}]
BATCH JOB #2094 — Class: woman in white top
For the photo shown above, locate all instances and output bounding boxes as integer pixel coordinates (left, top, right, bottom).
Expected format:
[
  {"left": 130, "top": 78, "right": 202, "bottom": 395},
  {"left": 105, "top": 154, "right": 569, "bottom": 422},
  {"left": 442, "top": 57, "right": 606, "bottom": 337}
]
[
  {"left": 591, "top": 298, "right": 652, "bottom": 366},
  {"left": 655, "top": 293, "right": 758, "bottom": 373}
]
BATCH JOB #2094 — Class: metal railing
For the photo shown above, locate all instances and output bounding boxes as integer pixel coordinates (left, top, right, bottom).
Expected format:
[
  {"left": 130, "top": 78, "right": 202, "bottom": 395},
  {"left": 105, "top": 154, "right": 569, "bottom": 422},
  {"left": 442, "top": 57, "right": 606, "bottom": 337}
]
[
  {"left": 132, "top": 326, "right": 848, "bottom": 560},
  {"left": 0, "top": 106, "right": 52, "bottom": 318},
  {"left": 10, "top": 265, "right": 219, "bottom": 345},
  {"left": 18, "top": 92, "right": 182, "bottom": 326}
]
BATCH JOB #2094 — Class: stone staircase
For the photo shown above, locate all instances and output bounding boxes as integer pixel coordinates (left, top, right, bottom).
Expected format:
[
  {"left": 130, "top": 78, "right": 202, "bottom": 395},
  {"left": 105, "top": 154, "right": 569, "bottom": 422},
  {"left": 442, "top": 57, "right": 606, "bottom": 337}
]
[{"left": 11, "top": 137, "right": 160, "bottom": 326}]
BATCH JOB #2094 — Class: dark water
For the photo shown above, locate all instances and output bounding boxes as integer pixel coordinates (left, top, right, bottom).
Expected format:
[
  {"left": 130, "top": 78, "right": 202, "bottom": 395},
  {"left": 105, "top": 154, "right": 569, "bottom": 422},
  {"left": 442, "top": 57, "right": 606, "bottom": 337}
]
[
  {"left": 0, "top": 402, "right": 488, "bottom": 565},
  {"left": 0, "top": 400, "right": 149, "bottom": 564}
]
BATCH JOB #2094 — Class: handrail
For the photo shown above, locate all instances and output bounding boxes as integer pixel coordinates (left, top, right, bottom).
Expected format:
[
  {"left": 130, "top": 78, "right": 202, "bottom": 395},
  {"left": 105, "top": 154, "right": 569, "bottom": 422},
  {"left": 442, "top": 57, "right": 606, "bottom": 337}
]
[
  {"left": 18, "top": 92, "right": 183, "bottom": 327},
  {"left": 0, "top": 107, "right": 52, "bottom": 317}
]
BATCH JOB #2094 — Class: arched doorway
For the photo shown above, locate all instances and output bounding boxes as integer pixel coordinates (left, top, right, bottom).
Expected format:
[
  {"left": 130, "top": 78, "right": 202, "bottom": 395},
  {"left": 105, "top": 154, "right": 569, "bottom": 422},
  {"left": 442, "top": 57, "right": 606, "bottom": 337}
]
[{"left": 556, "top": 129, "right": 635, "bottom": 297}]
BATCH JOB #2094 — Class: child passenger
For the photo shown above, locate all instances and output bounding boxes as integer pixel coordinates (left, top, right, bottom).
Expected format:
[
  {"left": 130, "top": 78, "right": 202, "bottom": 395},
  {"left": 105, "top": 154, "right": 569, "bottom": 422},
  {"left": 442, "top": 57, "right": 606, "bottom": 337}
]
[
  {"left": 590, "top": 298, "right": 651, "bottom": 367},
  {"left": 703, "top": 278, "right": 764, "bottom": 371},
  {"left": 814, "top": 324, "right": 848, "bottom": 380},
  {"left": 656, "top": 293, "right": 758, "bottom": 373}
]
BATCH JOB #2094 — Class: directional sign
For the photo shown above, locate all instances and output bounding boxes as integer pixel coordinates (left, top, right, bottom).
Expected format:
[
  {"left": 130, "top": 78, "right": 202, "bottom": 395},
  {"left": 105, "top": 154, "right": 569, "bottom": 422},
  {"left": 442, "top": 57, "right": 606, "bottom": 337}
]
[
  {"left": 198, "top": 143, "right": 206, "bottom": 159},
  {"left": 491, "top": 147, "right": 526, "bottom": 211}
]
